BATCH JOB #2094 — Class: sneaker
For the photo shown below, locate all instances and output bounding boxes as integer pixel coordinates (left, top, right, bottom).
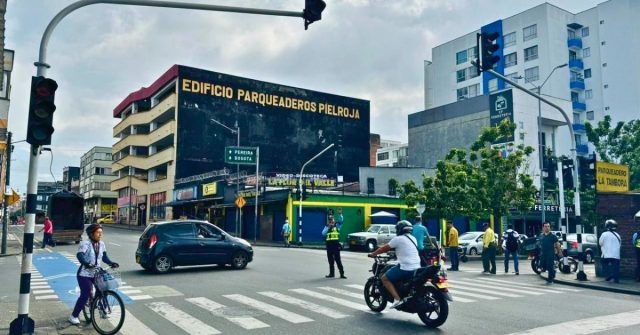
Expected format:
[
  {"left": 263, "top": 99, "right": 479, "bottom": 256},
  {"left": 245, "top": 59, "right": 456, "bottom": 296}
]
[
  {"left": 325, "top": 274, "right": 335, "bottom": 278},
  {"left": 515, "top": 272, "right": 519, "bottom": 275},
  {"left": 391, "top": 298, "right": 407, "bottom": 309},
  {"left": 69, "top": 316, "right": 80, "bottom": 325},
  {"left": 340, "top": 275, "right": 347, "bottom": 279}
]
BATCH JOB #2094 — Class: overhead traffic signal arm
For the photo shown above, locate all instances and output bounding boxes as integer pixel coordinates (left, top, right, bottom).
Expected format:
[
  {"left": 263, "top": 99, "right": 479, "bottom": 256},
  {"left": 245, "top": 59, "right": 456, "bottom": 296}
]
[
  {"left": 26, "top": 76, "right": 58, "bottom": 146},
  {"left": 303, "top": 0, "right": 326, "bottom": 30}
]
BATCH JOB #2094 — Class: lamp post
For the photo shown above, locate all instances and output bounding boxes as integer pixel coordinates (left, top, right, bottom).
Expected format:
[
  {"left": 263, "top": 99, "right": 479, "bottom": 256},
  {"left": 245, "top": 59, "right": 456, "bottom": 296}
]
[
  {"left": 210, "top": 118, "right": 240, "bottom": 236},
  {"left": 112, "top": 161, "right": 132, "bottom": 229},
  {"left": 298, "top": 143, "right": 334, "bottom": 246}
]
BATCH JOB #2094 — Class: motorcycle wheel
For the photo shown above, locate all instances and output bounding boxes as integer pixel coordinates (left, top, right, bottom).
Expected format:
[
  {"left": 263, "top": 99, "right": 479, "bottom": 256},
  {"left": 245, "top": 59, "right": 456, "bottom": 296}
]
[
  {"left": 531, "top": 257, "right": 542, "bottom": 274},
  {"left": 460, "top": 255, "right": 468, "bottom": 263},
  {"left": 364, "top": 278, "right": 387, "bottom": 312},
  {"left": 418, "top": 286, "right": 449, "bottom": 328}
]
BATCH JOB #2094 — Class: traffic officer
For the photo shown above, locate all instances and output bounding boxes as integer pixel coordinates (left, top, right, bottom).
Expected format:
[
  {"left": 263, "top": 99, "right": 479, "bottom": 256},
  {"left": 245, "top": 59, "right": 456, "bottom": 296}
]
[{"left": 322, "top": 215, "right": 346, "bottom": 279}]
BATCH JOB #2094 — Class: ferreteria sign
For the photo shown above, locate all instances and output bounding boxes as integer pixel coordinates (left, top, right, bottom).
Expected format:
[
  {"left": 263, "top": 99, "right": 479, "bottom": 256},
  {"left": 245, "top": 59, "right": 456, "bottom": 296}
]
[{"left": 596, "top": 161, "right": 629, "bottom": 193}]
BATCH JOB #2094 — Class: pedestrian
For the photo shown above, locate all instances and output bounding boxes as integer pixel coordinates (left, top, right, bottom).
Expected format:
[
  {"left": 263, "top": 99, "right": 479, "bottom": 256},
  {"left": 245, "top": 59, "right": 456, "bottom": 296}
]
[
  {"left": 39, "top": 216, "right": 55, "bottom": 248},
  {"left": 481, "top": 222, "right": 497, "bottom": 274},
  {"left": 632, "top": 226, "right": 640, "bottom": 282},
  {"left": 281, "top": 219, "right": 291, "bottom": 248},
  {"left": 411, "top": 216, "right": 435, "bottom": 267},
  {"left": 502, "top": 224, "right": 520, "bottom": 275},
  {"left": 540, "top": 222, "right": 561, "bottom": 285},
  {"left": 69, "top": 224, "right": 119, "bottom": 325},
  {"left": 322, "top": 215, "right": 346, "bottom": 279},
  {"left": 599, "top": 219, "right": 621, "bottom": 283},
  {"left": 446, "top": 221, "right": 459, "bottom": 271},
  {"left": 335, "top": 207, "right": 344, "bottom": 230}
]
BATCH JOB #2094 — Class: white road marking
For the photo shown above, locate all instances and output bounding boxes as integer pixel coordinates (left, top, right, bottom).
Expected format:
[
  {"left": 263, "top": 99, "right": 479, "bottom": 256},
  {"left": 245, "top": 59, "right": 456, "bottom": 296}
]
[
  {"left": 35, "top": 295, "right": 58, "bottom": 300},
  {"left": 448, "top": 289, "right": 500, "bottom": 300},
  {"left": 259, "top": 291, "right": 350, "bottom": 319},
  {"left": 290, "top": 289, "right": 370, "bottom": 312},
  {"left": 344, "top": 284, "right": 365, "bottom": 290},
  {"left": 187, "top": 297, "right": 269, "bottom": 330},
  {"left": 130, "top": 295, "right": 153, "bottom": 301},
  {"left": 147, "top": 302, "right": 220, "bottom": 335},
  {"left": 32, "top": 289, "right": 55, "bottom": 294},
  {"left": 482, "top": 278, "right": 580, "bottom": 292},
  {"left": 109, "top": 242, "right": 122, "bottom": 246},
  {"left": 507, "top": 309, "right": 640, "bottom": 335},
  {"left": 443, "top": 282, "right": 522, "bottom": 298},
  {"left": 118, "top": 309, "right": 158, "bottom": 335},
  {"left": 119, "top": 290, "right": 142, "bottom": 295},
  {"left": 224, "top": 294, "right": 313, "bottom": 324},
  {"left": 450, "top": 279, "right": 543, "bottom": 295},
  {"left": 467, "top": 278, "right": 558, "bottom": 294},
  {"left": 449, "top": 295, "right": 476, "bottom": 303},
  {"left": 317, "top": 286, "right": 362, "bottom": 299}
]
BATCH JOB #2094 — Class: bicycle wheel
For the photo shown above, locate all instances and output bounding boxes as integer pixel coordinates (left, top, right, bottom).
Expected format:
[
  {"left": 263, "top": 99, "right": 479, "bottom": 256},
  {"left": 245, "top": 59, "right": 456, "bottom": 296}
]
[
  {"left": 82, "top": 296, "right": 92, "bottom": 323},
  {"left": 91, "top": 290, "right": 125, "bottom": 335}
]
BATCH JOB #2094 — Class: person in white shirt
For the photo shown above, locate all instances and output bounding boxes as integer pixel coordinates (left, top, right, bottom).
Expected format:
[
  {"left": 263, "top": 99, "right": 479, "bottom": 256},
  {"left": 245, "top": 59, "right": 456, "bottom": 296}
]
[
  {"left": 599, "top": 219, "right": 621, "bottom": 283},
  {"left": 368, "top": 220, "right": 421, "bottom": 309}
]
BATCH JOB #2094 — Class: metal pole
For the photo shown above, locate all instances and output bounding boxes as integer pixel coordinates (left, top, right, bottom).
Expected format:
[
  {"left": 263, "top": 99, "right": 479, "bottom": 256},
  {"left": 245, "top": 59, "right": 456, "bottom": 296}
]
[
  {"left": 236, "top": 123, "right": 240, "bottom": 237},
  {"left": 537, "top": 88, "right": 546, "bottom": 226},
  {"left": 2, "top": 132, "right": 12, "bottom": 255},
  {"left": 254, "top": 147, "right": 259, "bottom": 244},
  {"left": 297, "top": 143, "right": 335, "bottom": 246},
  {"left": 128, "top": 171, "right": 132, "bottom": 228}
]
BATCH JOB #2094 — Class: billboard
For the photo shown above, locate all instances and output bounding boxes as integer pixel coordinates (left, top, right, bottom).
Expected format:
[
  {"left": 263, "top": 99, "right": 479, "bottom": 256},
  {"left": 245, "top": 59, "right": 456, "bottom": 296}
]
[
  {"left": 489, "top": 89, "right": 514, "bottom": 144},
  {"left": 596, "top": 161, "right": 629, "bottom": 193},
  {"left": 175, "top": 66, "right": 370, "bottom": 182}
]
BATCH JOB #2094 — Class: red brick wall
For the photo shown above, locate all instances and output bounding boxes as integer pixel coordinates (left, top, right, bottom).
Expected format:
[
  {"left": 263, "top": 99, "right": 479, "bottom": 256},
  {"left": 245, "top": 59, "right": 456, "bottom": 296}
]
[
  {"left": 369, "top": 134, "right": 381, "bottom": 167},
  {"left": 597, "top": 193, "right": 640, "bottom": 278}
]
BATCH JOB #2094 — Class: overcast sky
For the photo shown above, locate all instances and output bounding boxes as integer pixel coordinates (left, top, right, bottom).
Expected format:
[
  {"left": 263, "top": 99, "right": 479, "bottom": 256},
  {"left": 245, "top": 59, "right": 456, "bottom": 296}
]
[{"left": 6, "top": 0, "right": 603, "bottom": 193}]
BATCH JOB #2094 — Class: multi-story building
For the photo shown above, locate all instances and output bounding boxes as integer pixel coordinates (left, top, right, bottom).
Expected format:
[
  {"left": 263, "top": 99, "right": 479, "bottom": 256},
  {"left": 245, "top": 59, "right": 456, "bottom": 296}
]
[
  {"left": 424, "top": 0, "right": 640, "bottom": 155},
  {"left": 376, "top": 142, "right": 409, "bottom": 167},
  {"left": 36, "top": 181, "right": 64, "bottom": 214},
  {"left": 62, "top": 166, "right": 80, "bottom": 193},
  {"left": 111, "top": 65, "right": 370, "bottom": 227},
  {"left": 80, "top": 147, "right": 118, "bottom": 221}
]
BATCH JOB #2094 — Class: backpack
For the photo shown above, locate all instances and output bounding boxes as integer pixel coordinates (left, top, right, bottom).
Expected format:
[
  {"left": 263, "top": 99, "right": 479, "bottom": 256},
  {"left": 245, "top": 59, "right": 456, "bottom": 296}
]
[{"left": 506, "top": 232, "right": 518, "bottom": 252}]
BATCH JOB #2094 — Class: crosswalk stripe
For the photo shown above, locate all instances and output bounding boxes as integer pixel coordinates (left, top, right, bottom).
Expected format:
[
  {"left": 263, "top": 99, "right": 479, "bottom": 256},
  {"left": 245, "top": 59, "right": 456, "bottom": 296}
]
[
  {"left": 448, "top": 289, "right": 500, "bottom": 300},
  {"left": 30, "top": 285, "right": 50, "bottom": 289},
  {"left": 130, "top": 295, "right": 153, "bottom": 301},
  {"left": 450, "top": 280, "right": 544, "bottom": 295},
  {"left": 290, "top": 289, "right": 370, "bottom": 312},
  {"left": 186, "top": 297, "right": 270, "bottom": 330},
  {"left": 467, "top": 278, "right": 559, "bottom": 294},
  {"left": 147, "top": 302, "right": 221, "bottom": 335},
  {"left": 317, "top": 286, "right": 362, "bottom": 299},
  {"left": 35, "top": 295, "right": 58, "bottom": 300},
  {"left": 482, "top": 278, "right": 580, "bottom": 292},
  {"left": 224, "top": 294, "right": 313, "bottom": 324},
  {"left": 449, "top": 295, "right": 476, "bottom": 303},
  {"left": 506, "top": 309, "right": 640, "bottom": 335},
  {"left": 119, "top": 290, "right": 142, "bottom": 295},
  {"left": 344, "top": 284, "right": 365, "bottom": 290},
  {"left": 259, "top": 291, "right": 350, "bottom": 319},
  {"left": 444, "top": 282, "right": 522, "bottom": 298},
  {"left": 118, "top": 309, "right": 158, "bottom": 335},
  {"left": 32, "top": 289, "right": 55, "bottom": 294}
]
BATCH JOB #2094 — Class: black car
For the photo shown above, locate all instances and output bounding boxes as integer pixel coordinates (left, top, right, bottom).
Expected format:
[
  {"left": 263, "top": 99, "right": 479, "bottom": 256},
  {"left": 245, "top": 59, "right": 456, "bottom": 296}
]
[{"left": 135, "top": 220, "right": 254, "bottom": 273}]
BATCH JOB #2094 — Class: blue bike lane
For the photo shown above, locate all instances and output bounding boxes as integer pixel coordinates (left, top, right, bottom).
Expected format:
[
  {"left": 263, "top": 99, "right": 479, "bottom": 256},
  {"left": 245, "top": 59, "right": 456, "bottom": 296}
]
[{"left": 32, "top": 252, "right": 134, "bottom": 307}]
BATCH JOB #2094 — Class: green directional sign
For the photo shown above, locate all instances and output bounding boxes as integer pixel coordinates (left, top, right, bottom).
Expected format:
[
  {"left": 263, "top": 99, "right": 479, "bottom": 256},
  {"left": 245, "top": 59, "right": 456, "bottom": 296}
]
[{"left": 225, "top": 146, "right": 257, "bottom": 165}]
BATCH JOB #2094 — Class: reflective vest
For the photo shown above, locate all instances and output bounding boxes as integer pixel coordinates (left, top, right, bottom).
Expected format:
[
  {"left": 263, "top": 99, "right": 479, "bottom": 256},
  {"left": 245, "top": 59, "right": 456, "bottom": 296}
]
[{"left": 326, "top": 227, "right": 340, "bottom": 242}]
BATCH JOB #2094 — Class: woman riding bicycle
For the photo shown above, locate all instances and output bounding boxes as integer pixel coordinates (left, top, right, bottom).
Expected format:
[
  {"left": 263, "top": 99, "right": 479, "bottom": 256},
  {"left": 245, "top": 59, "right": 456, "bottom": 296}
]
[{"left": 69, "top": 223, "right": 119, "bottom": 325}]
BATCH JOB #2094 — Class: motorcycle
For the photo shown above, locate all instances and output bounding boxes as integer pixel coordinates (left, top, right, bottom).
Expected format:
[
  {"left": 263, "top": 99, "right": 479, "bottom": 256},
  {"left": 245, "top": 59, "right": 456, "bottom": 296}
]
[
  {"left": 527, "top": 240, "right": 577, "bottom": 274},
  {"left": 363, "top": 255, "right": 452, "bottom": 328}
]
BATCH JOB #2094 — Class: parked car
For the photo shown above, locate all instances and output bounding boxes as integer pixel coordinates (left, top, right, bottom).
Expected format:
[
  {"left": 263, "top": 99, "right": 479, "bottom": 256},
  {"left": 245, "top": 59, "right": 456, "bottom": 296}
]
[
  {"left": 135, "top": 220, "right": 253, "bottom": 273},
  {"left": 97, "top": 215, "right": 115, "bottom": 224},
  {"left": 565, "top": 233, "right": 599, "bottom": 263},
  {"left": 347, "top": 224, "right": 396, "bottom": 252},
  {"left": 457, "top": 231, "right": 499, "bottom": 255}
]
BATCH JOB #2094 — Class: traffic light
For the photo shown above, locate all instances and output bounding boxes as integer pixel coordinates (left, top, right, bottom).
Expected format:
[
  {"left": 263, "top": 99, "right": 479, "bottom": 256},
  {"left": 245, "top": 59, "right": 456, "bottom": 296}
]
[
  {"left": 562, "top": 159, "right": 575, "bottom": 190},
  {"left": 27, "top": 76, "right": 58, "bottom": 145},
  {"left": 543, "top": 156, "right": 557, "bottom": 185},
  {"left": 579, "top": 153, "right": 597, "bottom": 190},
  {"left": 478, "top": 31, "right": 500, "bottom": 71},
  {"left": 303, "top": 0, "right": 326, "bottom": 30}
]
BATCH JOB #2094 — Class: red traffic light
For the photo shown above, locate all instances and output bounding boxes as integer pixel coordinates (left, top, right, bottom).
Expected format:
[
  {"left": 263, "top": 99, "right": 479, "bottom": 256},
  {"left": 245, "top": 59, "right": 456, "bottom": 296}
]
[{"left": 33, "top": 77, "right": 58, "bottom": 98}]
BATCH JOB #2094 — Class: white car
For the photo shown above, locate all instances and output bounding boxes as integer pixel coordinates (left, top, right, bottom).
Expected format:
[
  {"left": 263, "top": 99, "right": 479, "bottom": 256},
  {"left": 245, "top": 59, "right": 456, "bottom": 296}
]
[{"left": 457, "top": 231, "right": 499, "bottom": 255}]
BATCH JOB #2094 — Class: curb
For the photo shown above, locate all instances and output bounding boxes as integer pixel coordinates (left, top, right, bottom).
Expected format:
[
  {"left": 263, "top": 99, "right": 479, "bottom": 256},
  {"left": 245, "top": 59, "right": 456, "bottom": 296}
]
[
  {"left": 539, "top": 272, "right": 640, "bottom": 296},
  {"left": 0, "top": 252, "right": 21, "bottom": 258}
]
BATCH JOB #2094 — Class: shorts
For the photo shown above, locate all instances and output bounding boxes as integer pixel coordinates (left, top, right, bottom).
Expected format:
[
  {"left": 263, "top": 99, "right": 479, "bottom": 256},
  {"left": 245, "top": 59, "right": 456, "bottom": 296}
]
[{"left": 383, "top": 264, "right": 416, "bottom": 282}]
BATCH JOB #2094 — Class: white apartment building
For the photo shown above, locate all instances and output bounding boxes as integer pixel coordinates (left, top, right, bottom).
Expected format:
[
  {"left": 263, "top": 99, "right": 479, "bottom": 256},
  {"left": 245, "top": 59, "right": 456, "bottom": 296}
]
[
  {"left": 376, "top": 142, "right": 409, "bottom": 167},
  {"left": 80, "top": 146, "right": 118, "bottom": 220},
  {"left": 425, "top": 0, "right": 640, "bottom": 156}
]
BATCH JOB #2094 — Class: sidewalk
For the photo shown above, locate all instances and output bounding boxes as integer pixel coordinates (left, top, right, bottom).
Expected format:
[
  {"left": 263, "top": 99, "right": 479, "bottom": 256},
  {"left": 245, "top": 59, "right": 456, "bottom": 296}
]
[
  {"left": 540, "top": 264, "right": 640, "bottom": 296},
  {"left": 0, "top": 224, "right": 25, "bottom": 257}
]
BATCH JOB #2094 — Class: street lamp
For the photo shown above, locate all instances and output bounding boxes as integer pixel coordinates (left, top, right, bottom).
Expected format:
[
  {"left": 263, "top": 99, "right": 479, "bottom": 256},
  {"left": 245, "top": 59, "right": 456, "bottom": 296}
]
[
  {"left": 112, "top": 161, "right": 132, "bottom": 229},
  {"left": 210, "top": 118, "right": 240, "bottom": 236}
]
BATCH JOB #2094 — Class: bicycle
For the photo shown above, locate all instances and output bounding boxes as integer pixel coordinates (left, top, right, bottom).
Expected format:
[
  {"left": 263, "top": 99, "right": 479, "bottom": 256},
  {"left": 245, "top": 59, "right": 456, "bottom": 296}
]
[{"left": 81, "top": 266, "right": 125, "bottom": 335}]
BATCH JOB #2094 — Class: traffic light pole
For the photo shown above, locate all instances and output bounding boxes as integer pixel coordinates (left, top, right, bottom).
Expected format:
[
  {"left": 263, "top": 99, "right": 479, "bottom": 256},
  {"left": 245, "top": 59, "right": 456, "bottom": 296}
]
[
  {"left": 13, "top": 1, "right": 318, "bottom": 333},
  {"left": 473, "top": 62, "right": 586, "bottom": 281},
  {"left": 298, "top": 143, "right": 334, "bottom": 246},
  {"left": 1, "top": 132, "right": 12, "bottom": 255}
]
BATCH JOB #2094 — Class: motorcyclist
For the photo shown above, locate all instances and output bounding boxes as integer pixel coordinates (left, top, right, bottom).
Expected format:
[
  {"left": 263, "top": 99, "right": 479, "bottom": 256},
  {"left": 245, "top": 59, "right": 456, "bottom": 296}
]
[{"left": 368, "top": 220, "right": 421, "bottom": 309}]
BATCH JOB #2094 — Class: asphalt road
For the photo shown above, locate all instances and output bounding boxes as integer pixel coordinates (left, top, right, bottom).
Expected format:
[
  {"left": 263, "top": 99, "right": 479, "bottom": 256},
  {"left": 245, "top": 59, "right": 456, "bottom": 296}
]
[{"left": 2, "top": 224, "right": 640, "bottom": 335}]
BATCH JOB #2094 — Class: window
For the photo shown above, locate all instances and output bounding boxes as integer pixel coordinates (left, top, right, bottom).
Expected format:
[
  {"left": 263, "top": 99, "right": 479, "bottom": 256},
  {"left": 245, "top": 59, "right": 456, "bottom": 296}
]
[
  {"left": 379, "top": 226, "right": 389, "bottom": 235},
  {"left": 568, "top": 29, "right": 577, "bottom": 39},
  {"left": 584, "top": 69, "right": 592, "bottom": 78},
  {"left": 571, "top": 92, "right": 580, "bottom": 102},
  {"left": 457, "top": 87, "right": 468, "bottom": 101},
  {"left": 456, "top": 69, "right": 466, "bottom": 82},
  {"left": 574, "top": 112, "right": 581, "bottom": 124},
  {"left": 377, "top": 152, "right": 389, "bottom": 161},
  {"left": 504, "top": 32, "right": 516, "bottom": 47},
  {"left": 488, "top": 78, "right": 498, "bottom": 92},
  {"left": 582, "top": 27, "right": 590, "bottom": 37},
  {"left": 583, "top": 47, "right": 591, "bottom": 58},
  {"left": 456, "top": 50, "right": 467, "bottom": 65},
  {"left": 524, "top": 46, "right": 538, "bottom": 61},
  {"left": 165, "top": 223, "right": 195, "bottom": 238},
  {"left": 392, "top": 150, "right": 398, "bottom": 159},
  {"left": 468, "top": 46, "right": 478, "bottom": 60},
  {"left": 367, "top": 178, "right": 375, "bottom": 195},
  {"left": 467, "top": 66, "right": 479, "bottom": 79},
  {"left": 504, "top": 52, "right": 517, "bottom": 68},
  {"left": 523, "top": 24, "right": 537, "bottom": 41},
  {"left": 587, "top": 111, "right": 595, "bottom": 120},
  {"left": 585, "top": 90, "right": 593, "bottom": 99},
  {"left": 468, "top": 84, "right": 479, "bottom": 98},
  {"left": 37, "top": 195, "right": 43, "bottom": 201},
  {"left": 525, "top": 67, "right": 539, "bottom": 82}
]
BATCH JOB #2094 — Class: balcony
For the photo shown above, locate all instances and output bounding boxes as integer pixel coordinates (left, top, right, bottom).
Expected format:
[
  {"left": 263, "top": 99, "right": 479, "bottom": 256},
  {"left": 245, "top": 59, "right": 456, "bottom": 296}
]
[
  {"left": 570, "top": 78, "right": 585, "bottom": 91},
  {"left": 576, "top": 144, "right": 589, "bottom": 155},
  {"left": 572, "top": 101, "right": 587, "bottom": 111},
  {"left": 567, "top": 38, "right": 583, "bottom": 50},
  {"left": 573, "top": 123, "right": 586, "bottom": 133},
  {"left": 569, "top": 59, "right": 584, "bottom": 70}
]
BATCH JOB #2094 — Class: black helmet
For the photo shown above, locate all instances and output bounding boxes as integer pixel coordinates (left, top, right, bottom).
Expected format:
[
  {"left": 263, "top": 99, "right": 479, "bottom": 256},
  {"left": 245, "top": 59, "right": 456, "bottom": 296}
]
[
  {"left": 396, "top": 220, "right": 413, "bottom": 236},
  {"left": 605, "top": 219, "right": 617, "bottom": 230},
  {"left": 86, "top": 223, "right": 103, "bottom": 238}
]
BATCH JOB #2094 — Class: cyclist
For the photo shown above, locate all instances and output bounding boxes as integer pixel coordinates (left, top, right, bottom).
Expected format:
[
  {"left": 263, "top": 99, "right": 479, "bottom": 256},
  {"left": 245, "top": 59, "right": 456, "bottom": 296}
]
[
  {"left": 368, "top": 220, "right": 420, "bottom": 309},
  {"left": 69, "top": 223, "right": 119, "bottom": 325}
]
